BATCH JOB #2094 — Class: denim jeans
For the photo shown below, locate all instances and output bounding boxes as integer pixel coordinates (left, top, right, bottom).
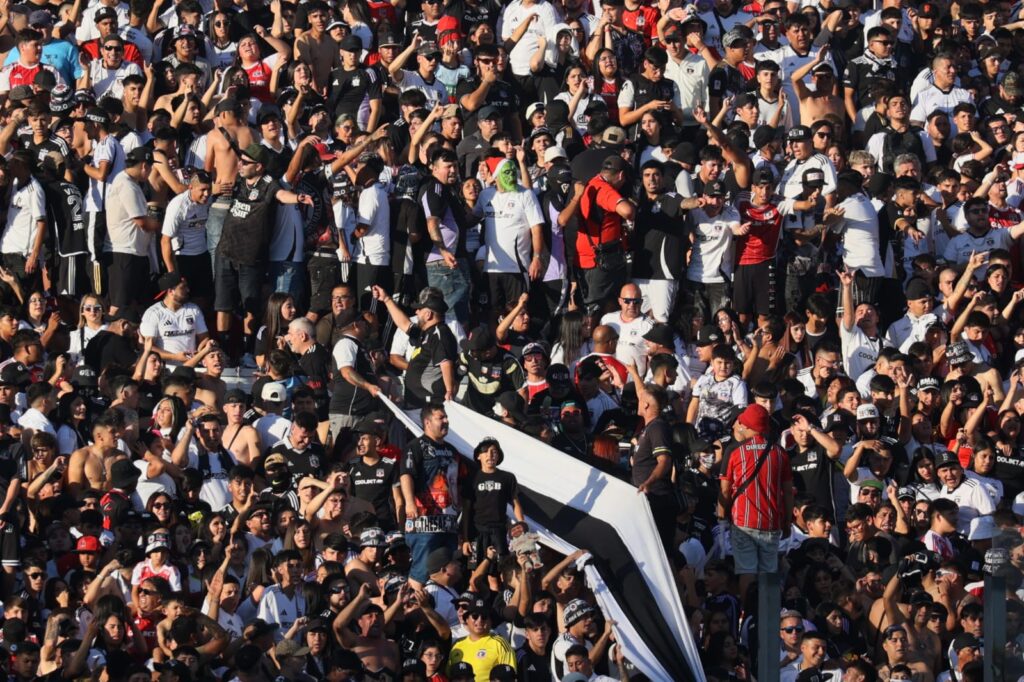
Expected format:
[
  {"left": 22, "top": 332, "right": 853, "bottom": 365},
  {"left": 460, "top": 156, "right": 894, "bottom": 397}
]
[
  {"left": 731, "top": 526, "right": 781, "bottom": 574},
  {"left": 206, "top": 199, "right": 231, "bottom": 273},
  {"left": 426, "top": 258, "right": 470, "bottom": 325},
  {"left": 405, "top": 532, "right": 458, "bottom": 584},
  {"left": 268, "top": 260, "right": 305, "bottom": 302}
]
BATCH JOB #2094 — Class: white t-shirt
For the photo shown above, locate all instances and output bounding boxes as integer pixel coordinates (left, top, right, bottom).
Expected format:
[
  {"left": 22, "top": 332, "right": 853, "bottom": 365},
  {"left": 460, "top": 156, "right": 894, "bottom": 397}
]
[
  {"left": 256, "top": 585, "right": 306, "bottom": 636},
  {"left": 355, "top": 182, "right": 391, "bottom": 266},
  {"left": 106, "top": 171, "right": 152, "bottom": 256},
  {"left": 500, "top": 0, "right": 559, "bottom": 77},
  {"left": 88, "top": 60, "right": 143, "bottom": 100},
  {"left": 139, "top": 301, "right": 208, "bottom": 356},
  {"left": 686, "top": 205, "right": 741, "bottom": 283},
  {"left": 185, "top": 448, "right": 237, "bottom": 510},
  {"left": 1, "top": 177, "right": 45, "bottom": 257},
  {"left": 86, "top": 136, "right": 126, "bottom": 213},
  {"left": 833, "top": 193, "right": 884, "bottom": 277},
  {"left": 600, "top": 312, "right": 654, "bottom": 374},
  {"left": 693, "top": 374, "right": 748, "bottom": 423},
  {"left": 839, "top": 323, "right": 881, "bottom": 380},
  {"left": 944, "top": 228, "right": 1014, "bottom": 269},
  {"left": 397, "top": 69, "right": 448, "bottom": 108},
  {"left": 910, "top": 84, "right": 972, "bottom": 125},
  {"left": 162, "top": 190, "right": 210, "bottom": 257},
  {"left": 778, "top": 154, "right": 838, "bottom": 199},
  {"left": 477, "top": 185, "right": 545, "bottom": 274}
]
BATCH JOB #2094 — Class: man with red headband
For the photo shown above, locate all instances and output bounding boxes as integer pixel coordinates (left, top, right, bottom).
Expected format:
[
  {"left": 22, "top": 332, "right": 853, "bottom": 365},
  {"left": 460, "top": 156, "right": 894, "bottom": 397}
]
[{"left": 720, "top": 403, "right": 793, "bottom": 595}]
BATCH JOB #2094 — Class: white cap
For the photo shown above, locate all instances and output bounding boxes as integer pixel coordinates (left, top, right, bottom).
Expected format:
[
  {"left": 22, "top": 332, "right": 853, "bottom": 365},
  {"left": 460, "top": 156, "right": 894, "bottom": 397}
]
[
  {"left": 543, "top": 145, "right": 568, "bottom": 164},
  {"left": 526, "top": 101, "right": 546, "bottom": 120},
  {"left": 856, "top": 403, "right": 879, "bottom": 421},
  {"left": 1015, "top": 348, "right": 1024, "bottom": 364},
  {"left": 967, "top": 514, "right": 998, "bottom": 541},
  {"left": 1013, "top": 491, "right": 1024, "bottom": 517},
  {"left": 261, "top": 381, "right": 287, "bottom": 402}
]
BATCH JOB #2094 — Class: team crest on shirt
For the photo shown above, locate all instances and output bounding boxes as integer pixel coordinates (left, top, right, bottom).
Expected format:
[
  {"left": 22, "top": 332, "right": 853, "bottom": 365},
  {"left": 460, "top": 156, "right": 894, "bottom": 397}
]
[
  {"left": 352, "top": 77, "right": 360, "bottom": 86},
  {"left": 376, "top": 469, "right": 384, "bottom": 478},
  {"left": 476, "top": 650, "right": 487, "bottom": 658},
  {"left": 310, "top": 455, "right": 320, "bottom": 469},
  {"left": 185, "top": 315, "right": 194, "bottom": 326},
  {"left": 249, "top": 189, "right": 260, "bottom": 200},
  {"left": 807, "top": 452, "right": 818, "bottom": 463}
]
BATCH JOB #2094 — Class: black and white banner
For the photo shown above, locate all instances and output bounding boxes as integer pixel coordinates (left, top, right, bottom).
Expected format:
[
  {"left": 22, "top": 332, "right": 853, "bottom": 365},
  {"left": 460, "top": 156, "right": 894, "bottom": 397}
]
[{"left": 380, "top": 397, "right": 705, "bottom": 682}]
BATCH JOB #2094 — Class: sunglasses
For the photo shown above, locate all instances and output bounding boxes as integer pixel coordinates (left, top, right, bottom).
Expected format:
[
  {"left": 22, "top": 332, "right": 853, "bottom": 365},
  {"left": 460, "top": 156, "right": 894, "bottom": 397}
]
[
  {"left": 103, "top": 45, "right": 123, "bottom": 51},
  {"left": 214, "top": 20, "right": 228, "bottom": 27},
  {"left": 466, "top": 613, "right": 486, "bottom": 620},
  {"left": 83, "top": 305, "right": 103, "bottom": 312},
  {"left": 238, "top": 158, "right": 256, "bottom": 165},
  {"left": 139, "top": 588, "right": 159, "bottom": 596},
  {"left": 815, "top": 131, "right": 832, "bottom": 138},
  {"left": 152, "top": 502, "right": 170, "bottom": 509},
  {"left": 26, "top": 572, "right": 45, "bottom": 579},
  {"left": 781, "top": 626, "right": 804, "bottom": 633},
  {"left": 477, "top": 58, "right": 495, "bottom": 65},
  {"left": 621, "top": 297, "right": 642, "bottom": 304}
]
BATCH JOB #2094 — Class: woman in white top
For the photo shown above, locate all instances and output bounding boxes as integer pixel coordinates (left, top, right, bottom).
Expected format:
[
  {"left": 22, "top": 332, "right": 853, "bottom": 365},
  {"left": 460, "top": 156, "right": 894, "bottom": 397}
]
[
  {"left": 55, "top": 393, "right": 88, "bottom": 456},
  {"left": 339, "top": 0, "right": 374, "bottom": 49},
  {"left": 67, "top": 294, "right": 106, "bottom": 366},
  {"left": 207, "top": 12, "right": 238, "bottom": 71},
  {"left": 637, "top": 111, "right": 670, "bottom": 166},
  {"left": 554, "top": 64, "right": 592, "bottom": 135}
]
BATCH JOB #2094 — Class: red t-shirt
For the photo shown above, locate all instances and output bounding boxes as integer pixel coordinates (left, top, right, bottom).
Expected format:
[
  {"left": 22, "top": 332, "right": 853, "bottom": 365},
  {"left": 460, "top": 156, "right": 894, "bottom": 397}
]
[
  {"left": 243, "top": 60, "right": 274, "bottom": 102},
  {"left": 577, "top": 176, "right": 625, "bottom": 269},
  {"left": 722, "top": 435, "right": 792, "bottom": 531},
  {"left": 736, "top": 199, "right": 784, "bottom": 265},
  {"left": 622, "top": 6, "right": 660, "bottom": 45},
  {"left": 596, "top": 78, "right": 621, "bottom": 124}
]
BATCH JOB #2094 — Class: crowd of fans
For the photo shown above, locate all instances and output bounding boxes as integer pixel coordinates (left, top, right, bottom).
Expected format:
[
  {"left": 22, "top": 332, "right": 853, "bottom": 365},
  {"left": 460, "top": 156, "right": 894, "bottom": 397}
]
[{"left": 0, "top": 0, "right": 1021, "bottom": 680}]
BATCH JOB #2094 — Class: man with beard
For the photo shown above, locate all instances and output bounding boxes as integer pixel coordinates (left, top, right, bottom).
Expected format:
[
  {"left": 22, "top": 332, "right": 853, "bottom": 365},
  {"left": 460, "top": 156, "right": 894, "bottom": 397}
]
[
  {"left": 140, "top": 271, "right": 209, "bottom": 365},
  {"left": 347, "top": 418, "right": 402, "bottom": 530},
  {"left": 458, "top": 325, "right": 525, "bottom": 415},
  {"left": 333, "top": 583, "right": 401, "bottom": 677}
]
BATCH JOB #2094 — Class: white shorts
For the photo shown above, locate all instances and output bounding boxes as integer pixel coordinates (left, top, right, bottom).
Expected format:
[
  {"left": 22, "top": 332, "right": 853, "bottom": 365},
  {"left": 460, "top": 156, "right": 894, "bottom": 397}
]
[{"left": 634, "top": 278, "right": 679, "bottom": 323}]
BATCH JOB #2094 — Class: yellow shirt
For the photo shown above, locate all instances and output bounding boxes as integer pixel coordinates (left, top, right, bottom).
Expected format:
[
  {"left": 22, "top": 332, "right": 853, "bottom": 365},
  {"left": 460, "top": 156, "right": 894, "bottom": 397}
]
[{"left": 448, "top": 634, "right": 518, "bottom": 682}]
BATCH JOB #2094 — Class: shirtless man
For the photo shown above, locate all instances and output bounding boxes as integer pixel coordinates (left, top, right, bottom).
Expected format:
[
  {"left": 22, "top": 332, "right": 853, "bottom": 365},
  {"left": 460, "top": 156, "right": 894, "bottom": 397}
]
[
  {"left": 152, "top": 63, "right": 205, "bottom": 114},
  {"left": 220, "top": 389, "right": 260, "bottom": 466},
  {"left": 67, "top": 417, "right": 120, "bottom": 496},
  {"left": 345, "top": 528, "right": 385, "bottom": 597},
  {"left": 790, "top": 46, "right": 844, "bottom": 125},
  {"left": 203, "top": 99, "right": 256, "bottom": 271},
  {"left": 333, "top": 584, "right": 400, "bottom": 677},
  {"left": 304, "top": 471, "right": 373, "bottom": 546},
  {"left": 191, "top": 341, "right": 227, "bottom": 407},
  {"left": 946, "top": 340, "right": 1004, "bottom": 402},
  {"left": 293, "top": 2, "right": 338, "bottom": 93}
]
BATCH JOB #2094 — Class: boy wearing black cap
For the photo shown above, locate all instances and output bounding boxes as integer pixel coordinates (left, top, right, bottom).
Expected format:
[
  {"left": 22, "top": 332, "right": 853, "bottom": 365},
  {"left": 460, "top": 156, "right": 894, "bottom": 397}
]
[{"left": 464, "top": 438, "right": 523, "bottom": 562}]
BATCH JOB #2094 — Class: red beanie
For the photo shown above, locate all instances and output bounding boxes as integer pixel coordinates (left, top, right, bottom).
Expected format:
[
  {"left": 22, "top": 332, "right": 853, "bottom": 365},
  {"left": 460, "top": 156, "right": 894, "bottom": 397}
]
[
  {"left": 737, "top": 404, "right": 770, "bottom": 435},
  {"left": 437, "top": 15, "right": 461, "bottom": 38}
]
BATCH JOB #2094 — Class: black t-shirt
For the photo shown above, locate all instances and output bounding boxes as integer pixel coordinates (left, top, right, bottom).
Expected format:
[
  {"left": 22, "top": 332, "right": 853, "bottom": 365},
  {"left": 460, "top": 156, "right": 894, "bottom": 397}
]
[
  {"left": 632, "top": 192, "right": 686, "bottom": 280},
  {"left": 465, "top": 467, "right": 517, "bottom": 529},
  {"left": 707, "top": 62, "right": 747, "bottom": 101},
  {"left": 995, "top": 446, "right": 1024, "bottom": 501},
  {"left": 44, "top": 180, "right": 87, "bottom": 257},
  {"left": 788, "top": 443, "right": 836, "bottom": 514},
  {"left": 330, "top": 334, "right": 379, "bottom": 416},
  {"left": 328, "top": 66, "right": 382, "bottom": 121},
  {"left": 218, "top": 175, "right": 283, "bottom": 265},
  {"left": 295, "top": 343, "right": 333, "bottom": 397},
  {"left": 516, "top": 643, "right": 554, "bottom": 682},
  {"left": 348, "top": 456, "right": 399, "bottom": 526},
  {"left": 267, "top": 441, "right": 326, "bottom": 485},
  {"left": 404, "top": 323, "right": 458, "bottom": 408},
  {"left": 455, "top": 76, "right": 520, "bottom": 136},
  {"left": 444, "top": 0, "right": 503, "bottom": 29},
  {"left": 458, "top": 350, "right": 524, "bottom": 414},
  {"left": 0, "top": 438, "right": 24, "bottom": 493},
  {"left": 632, "top": 417, "right": 674, "bottom": 497}
]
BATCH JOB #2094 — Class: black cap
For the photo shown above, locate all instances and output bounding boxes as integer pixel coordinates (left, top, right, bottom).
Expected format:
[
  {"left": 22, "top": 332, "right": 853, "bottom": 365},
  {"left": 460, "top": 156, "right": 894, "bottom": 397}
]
[
  {"left": 240, "top": 143, "right": 269, "bottom": 167},
  {"left": 935, "top": 451, "right": 961, "bottom": 469},
  {"left": 478, "top": 105, "right": 501, "bottom": 120},
  {"left": 111, "top": 308, "right": 141, "bottom": 324},
  {"left": 157, "top": 270, "right": 185, "bottom": 291},
  {"left": 802, "top": 168, "right": 826, "bottom": 188},
  {"left": 696, "top": 326, "right": 723, "bottom": 346},
  {"left": 125, "top": 146, "right": 153, "bottom": 166},
  {"left": 905, "top": 277, "right": 932, "bottom": 301},
  {"left": 752, "top": 166, "right": 775, "bottom": 185},
  {"left": 339, "top": 35, "right": 362, "bottom": 52},
  {"left": 546, "top": 363, "right": 572, "bottom": 387},
  {"left": 223, "top": 389, "right": 247, "bottom": 405},
  {"left": 642, "top": 324, "right": 675, "bottom": 348},
  {"left": 70, "top": 365, "right": 98, "bottom": 388},
  {"left": 94, "top": 6, "right": 117, "bottom": 22},
  {"left": 602, "top": 155, "right": 627, "bottom": 173},
  {"left": 787, "top": 125, "right": 812, "bottom": 142},
  {"left": 0, "top": 363, "right": 30, "bottom": 389},
  {"left": 952, "top": 632, "right": 981, "bottom": 652},
  {"left": 704, "top": 179, "right": 727, "bottom": 197},
  {"left": 466, "top": 325, "right": 495, "bottom": 352}
]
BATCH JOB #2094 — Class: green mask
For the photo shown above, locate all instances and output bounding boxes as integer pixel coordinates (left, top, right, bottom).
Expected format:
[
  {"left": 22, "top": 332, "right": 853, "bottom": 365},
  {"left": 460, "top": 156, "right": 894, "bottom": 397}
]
[{"left": 497, "top": 162, "right": 517, "bottom": 193}]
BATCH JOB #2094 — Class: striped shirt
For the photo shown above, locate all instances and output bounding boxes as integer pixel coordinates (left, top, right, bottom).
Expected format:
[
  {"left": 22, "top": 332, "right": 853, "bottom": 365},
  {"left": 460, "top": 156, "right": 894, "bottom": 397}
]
[{"left": 722, "top": 435, "right": 792, "bottom": 531}]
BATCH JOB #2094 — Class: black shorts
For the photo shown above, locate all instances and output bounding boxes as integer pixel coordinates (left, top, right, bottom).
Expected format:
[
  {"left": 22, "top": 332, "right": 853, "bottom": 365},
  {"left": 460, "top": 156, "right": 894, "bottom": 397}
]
[
  {"left": 109, "top": 253, "right": 152, "bottom": 308},
  {"left": 214, "top": 257, "right": 263, "bottom": 314},
  {"left": 487, "top": 272, "right": 527, "bottom": 313},
  {"left": 307, "top": 254, "right": 340, "bottom": 316},
  {"left": 176, "top": 253, "right": 214, "bottom": 296},
  {"left": 56, "top": 253, "right": 90, "bottom": 297},
  {"left": 0, "top": 520, "right": 18, "bottom": 569},
  {"left": 733, "top": 260, "right": 776, "bottom": 317},
  {"left": 582, "top": 264, "right": 626, "bottom": 307}
]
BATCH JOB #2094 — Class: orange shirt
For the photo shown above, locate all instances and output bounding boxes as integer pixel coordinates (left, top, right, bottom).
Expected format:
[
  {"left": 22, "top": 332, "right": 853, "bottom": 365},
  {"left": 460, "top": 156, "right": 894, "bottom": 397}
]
[{"left": 576, "top": 175, "right": 625, "bottom": 269}]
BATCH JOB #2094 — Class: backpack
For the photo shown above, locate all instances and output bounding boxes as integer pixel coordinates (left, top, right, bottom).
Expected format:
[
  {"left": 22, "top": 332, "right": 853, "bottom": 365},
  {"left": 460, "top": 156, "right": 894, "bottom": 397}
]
[{"left": 881, "top": 127, "right": 926, "bottom": 174}]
